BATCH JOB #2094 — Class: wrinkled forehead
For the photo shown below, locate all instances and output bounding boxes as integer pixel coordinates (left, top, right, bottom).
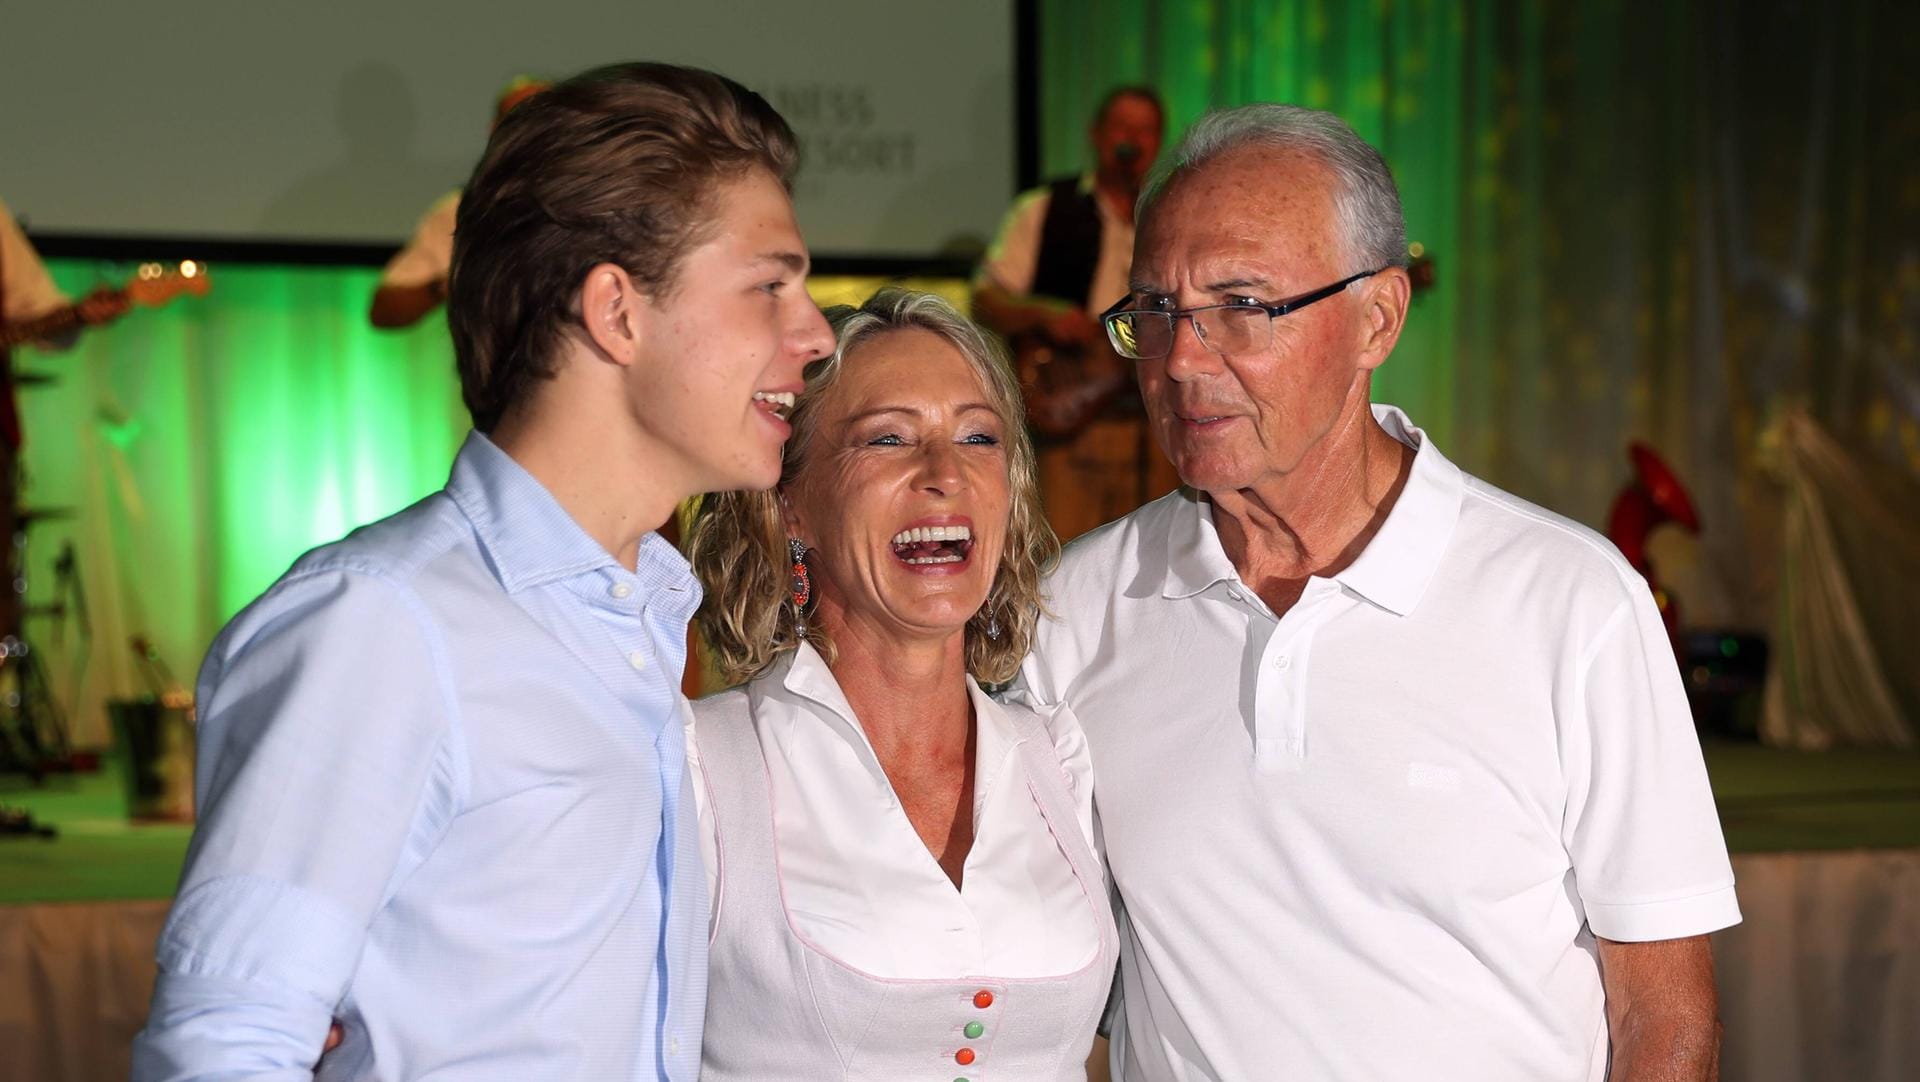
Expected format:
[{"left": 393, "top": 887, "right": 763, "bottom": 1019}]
[
  {"left": 823, "top": 328, "right": 1001, "bottom": 419},
  {"left": 1135, "top": 151, "right": 1346, "bottom": 290}
]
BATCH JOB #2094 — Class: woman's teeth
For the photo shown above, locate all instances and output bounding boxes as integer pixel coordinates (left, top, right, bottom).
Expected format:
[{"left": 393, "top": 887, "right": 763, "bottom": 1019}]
[
  {"left": 890, "top": 525, "right": 972, "bottom": 545},
  {"left": 891, "top": 524, "right": 972, "bottom": 565},
  {"left": 753, "top": 391, "right": 796, "bottom": 419}
]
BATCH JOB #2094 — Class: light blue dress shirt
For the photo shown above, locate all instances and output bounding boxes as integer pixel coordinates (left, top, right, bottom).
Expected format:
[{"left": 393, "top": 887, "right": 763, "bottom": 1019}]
[{"left": 133, "top": 432, "right": 707, "bottom": 1081}]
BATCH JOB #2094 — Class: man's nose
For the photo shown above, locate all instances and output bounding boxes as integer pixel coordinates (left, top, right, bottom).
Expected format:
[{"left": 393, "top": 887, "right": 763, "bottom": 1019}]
[{"left": 1161, "top": 315, "right": 1220, "bottom": 381}]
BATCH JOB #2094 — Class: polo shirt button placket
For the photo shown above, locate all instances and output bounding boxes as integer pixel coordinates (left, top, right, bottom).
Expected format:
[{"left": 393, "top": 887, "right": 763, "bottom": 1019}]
[
  {"left": 1271, "top": 586, "right": 1353, "bottom": 762},
  {"left": 1252, "top": 621, "right": 1310, "bottom": 770}
]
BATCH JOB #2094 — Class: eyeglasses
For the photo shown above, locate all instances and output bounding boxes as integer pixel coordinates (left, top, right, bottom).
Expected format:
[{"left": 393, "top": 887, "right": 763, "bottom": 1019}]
[{"left": 1100, "top": 269, "right": 1383, "bottom": 360}]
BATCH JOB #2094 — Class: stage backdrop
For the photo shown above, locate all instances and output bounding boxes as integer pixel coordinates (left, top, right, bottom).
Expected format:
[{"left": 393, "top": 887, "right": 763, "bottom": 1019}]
[
  {"left": 11, "top": 0, "right": 1920, "bottom": 750},
  {"left": 0, "top": 0, "right": 1013, "bottom": 259}
]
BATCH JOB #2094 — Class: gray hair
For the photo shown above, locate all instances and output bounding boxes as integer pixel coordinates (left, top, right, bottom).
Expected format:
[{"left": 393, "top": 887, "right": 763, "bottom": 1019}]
[{"left": 1139, "top": 103, "right": 1408, "bottom": 272}]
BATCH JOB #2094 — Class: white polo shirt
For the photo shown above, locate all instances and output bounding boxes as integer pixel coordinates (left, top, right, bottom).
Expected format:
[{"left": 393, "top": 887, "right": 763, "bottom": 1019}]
[{"left": 1020, "top": 404, "right": 1741, "bottom": 1082}]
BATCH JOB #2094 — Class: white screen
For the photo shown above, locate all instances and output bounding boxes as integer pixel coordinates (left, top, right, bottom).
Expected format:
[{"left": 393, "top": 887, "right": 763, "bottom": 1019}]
[{"left": 0, "top": 0, "right": 1014, "bottom": 258}]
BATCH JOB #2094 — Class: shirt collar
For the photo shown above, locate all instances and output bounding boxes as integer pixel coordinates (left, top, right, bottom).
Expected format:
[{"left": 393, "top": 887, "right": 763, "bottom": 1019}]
[
  {"left": 1336, "top": 405, "right": 1463, "bottom": 615},
  {"left": 447, "top": 430, "right": 675, "bottom": 596},
  {"left": 767, "top": 642, "right": 1022, "bottom": 804},
  {"left": 1162, "top": 488, "right": 1240, "bottom": 600},
  {"left": 1159, "top": 403, "right": 1462, "bottom": 617}
]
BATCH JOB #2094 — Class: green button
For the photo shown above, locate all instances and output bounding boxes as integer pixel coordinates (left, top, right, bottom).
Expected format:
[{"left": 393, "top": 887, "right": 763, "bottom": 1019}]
[
  {"left": 955, "top": 1078, "right": 970, "bottom": 1082},
  {"left": 964, "top": 1021, "right": 984, "bottom": 1039}
]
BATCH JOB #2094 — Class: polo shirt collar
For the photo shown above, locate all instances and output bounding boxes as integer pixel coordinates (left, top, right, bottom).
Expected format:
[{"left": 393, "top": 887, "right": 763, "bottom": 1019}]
[
  {"left": 1162, "top": 489, "right": 1240, "bottom": 600},
  {"left": 446, "top": 430, "right": 618, "bottom": 593},
  {"left": 1158, "top": 403, "right": 1463, "bottom": 616},
  {"left": 1335, "top": 404, "right": 1463, "bottom": 616}
]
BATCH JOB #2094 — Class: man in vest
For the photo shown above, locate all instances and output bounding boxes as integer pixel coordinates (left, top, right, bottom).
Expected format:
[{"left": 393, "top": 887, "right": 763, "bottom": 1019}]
[{"left": 973, "top": 86, "right": 1180, "bottom": 540}]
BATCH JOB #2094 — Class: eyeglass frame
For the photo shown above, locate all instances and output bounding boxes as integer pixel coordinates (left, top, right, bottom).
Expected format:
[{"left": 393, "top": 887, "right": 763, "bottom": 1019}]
[{"left": 1099, "top": 268, "right": 1385, "bottom": 360}]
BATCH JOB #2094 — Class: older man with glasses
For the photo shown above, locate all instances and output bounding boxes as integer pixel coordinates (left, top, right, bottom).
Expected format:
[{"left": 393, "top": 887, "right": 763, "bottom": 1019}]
[{"left": 1020, "top": 104, "right": 1740, "bottom": 1081}]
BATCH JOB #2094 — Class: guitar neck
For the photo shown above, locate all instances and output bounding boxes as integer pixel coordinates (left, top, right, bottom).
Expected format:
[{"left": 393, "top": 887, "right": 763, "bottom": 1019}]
[
  {"left": 1, "top": 289, "right": 127, "bottom": 350},
  {"left": 1017, "top": 338, "right": 1135, "bottom": 439}
]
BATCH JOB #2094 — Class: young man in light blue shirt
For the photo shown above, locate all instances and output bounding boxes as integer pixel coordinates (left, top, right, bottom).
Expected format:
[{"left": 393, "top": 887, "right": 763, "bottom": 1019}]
[{"left": 133, "top": 62, "right": 833, "bottom": 1081}]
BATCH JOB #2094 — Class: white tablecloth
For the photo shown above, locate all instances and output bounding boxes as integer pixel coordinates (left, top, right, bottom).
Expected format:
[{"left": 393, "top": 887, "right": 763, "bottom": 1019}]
[
  {"left": 1714, "top": 850, "right": 1920, "bottom": 1081},
  {"left": 2, "top": 852, "right": 1915, "bottom": 1081}
]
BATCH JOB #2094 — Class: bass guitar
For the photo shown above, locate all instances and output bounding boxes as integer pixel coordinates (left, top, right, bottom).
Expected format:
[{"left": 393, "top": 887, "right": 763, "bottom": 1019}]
[{"left": 2, "top": 260, "right": 209, "bottom": 349}]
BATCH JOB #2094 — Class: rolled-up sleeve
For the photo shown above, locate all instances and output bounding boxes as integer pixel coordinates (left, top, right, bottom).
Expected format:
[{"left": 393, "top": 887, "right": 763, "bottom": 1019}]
[
  {"left": 133, "top": 569, "right": 460, "bottom": 1080},
  {"left": 0, "top": 197, "right": 68, "bottom": 322},
  {"left": 1559, "top": 583, "right": 1741, "bottom": 942}
]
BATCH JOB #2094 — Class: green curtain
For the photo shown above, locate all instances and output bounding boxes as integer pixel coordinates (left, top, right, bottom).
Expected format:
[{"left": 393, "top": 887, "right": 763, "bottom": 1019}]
[
  {"left": 21, "top": 262, "right": 467, "bottom": 744},
  {"left": 1039, "top": 0, "right": 1919, "bottom": 634},
  {"left": 17, "top": 266, "right": 964, "bottom": 746}
]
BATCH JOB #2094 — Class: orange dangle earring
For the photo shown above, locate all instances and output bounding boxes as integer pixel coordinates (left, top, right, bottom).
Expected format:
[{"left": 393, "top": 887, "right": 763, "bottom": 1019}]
[{"left": 788, "top": 538, "right": 811, "bottom": 639}]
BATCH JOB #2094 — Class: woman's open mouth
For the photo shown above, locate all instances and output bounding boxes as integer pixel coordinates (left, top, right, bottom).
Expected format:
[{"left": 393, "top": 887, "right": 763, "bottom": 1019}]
[{"left": 890, "top": 524, "right": 973, "bottom": 565}]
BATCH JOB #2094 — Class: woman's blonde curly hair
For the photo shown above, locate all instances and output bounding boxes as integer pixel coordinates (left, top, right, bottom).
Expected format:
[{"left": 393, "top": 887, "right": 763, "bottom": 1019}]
[{"left": 686, "top": 287, "right": 1058, "bottom": 688}]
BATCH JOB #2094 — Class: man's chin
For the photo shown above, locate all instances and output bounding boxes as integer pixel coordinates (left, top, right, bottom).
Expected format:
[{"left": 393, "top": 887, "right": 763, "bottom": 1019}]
[{"left": 1171, "top": 455, "right": 1253, "bottom": 495}]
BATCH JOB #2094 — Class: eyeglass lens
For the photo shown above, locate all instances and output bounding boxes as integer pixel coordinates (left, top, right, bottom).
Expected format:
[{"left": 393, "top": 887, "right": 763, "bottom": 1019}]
[{"left": 1109, "top": 306, "right": 1270, "bottom": 360}]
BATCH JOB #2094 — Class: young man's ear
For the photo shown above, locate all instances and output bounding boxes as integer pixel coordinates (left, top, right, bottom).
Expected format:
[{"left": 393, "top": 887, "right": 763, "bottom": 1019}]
[{"left": 576, "top": 263, "right": 646, "bottom": 365}]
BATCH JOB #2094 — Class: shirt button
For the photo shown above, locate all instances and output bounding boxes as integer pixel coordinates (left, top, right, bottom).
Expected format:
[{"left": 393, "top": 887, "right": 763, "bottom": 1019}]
[
  {"left": 668, "top": 1037, "right": 679, "bottom": 1055},
  {"left": 609, "top": 582, "right": 633, "bottom": 600},
  {"left": 628, "top": 650, "right": 648, "bottom": 670},
  {"left": 964, "top": 1021, "right": 984, "bottom": 1039},
  {"left": 1274, "top": 655, "right": 1292, "bottom": 670},
  {"left": 972, "top": 990, "right": 994, "bottom": 1009},
  {"left": 955, "top": 1048, "right": 976, "bottom": 1066}
]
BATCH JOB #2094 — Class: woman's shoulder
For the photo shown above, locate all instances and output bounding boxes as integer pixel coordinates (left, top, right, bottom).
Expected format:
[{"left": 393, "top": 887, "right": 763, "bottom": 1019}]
[
  {"left": 987, "top": 686, "right": 1084, "bottom": 746},
  {"left": 987, "top": 692, "right": 1091, "bottom": 781},
  {"left": 987, "top": 690, "right": 1098, "bottom": 852},
  {"left": 984, "top": 689, "right": 1048, "bottom": 732}
]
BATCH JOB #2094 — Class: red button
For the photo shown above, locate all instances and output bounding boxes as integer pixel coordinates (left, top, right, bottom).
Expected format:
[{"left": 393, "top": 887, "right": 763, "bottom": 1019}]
[
  {"left": 955, "top": 1048, "right": 976, "bottom": 1066},
  {"left": 972, "top": 990, "right": 994, "bottom": 1009}
]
